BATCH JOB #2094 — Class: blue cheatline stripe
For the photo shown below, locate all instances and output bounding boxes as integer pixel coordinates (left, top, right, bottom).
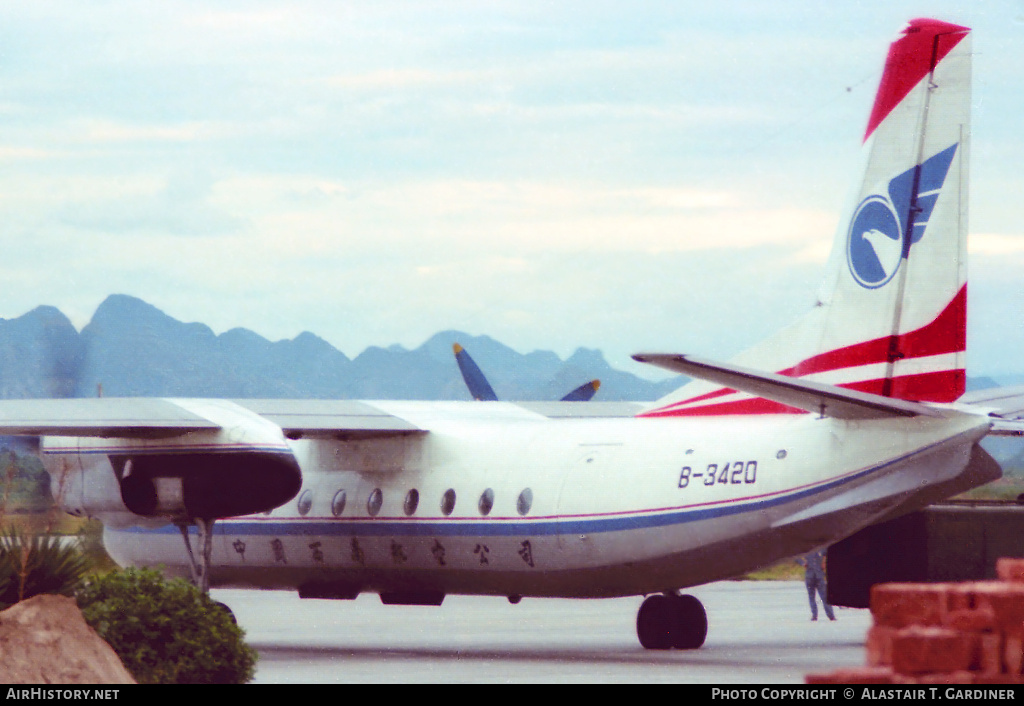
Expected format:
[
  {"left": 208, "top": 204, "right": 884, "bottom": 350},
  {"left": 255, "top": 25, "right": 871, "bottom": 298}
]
[
  {"left": 117, "top": 467, "right": 859, "bottom": 538},
  {"left": 115, "top": 431, "right": 962, "bottom": 540}
]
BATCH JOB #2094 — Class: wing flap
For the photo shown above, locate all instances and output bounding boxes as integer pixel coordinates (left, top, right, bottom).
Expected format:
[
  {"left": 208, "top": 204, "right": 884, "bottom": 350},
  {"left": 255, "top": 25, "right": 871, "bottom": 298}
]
[
  {"left": 633, "top": 353, "right": 944, "bottom": 420},
  {"left": 231, "top": 400, "right": 425, "bottom": 439},
  {"left": 0, "top": 398, "right": 221, "bottom": 438},
  {"left": 0, "top": 398, "right": 427, "bottom": 441}
]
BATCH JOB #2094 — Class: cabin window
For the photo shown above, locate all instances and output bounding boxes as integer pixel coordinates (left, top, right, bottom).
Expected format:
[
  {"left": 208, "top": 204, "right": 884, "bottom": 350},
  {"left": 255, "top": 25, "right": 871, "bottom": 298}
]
[
  {"left": 367, "top": 488, "right": 383, "bottom": 516},
  {"left": 441, "top": 488, "right": 457, "bottom": 516},
  {"left": 404, "top": 489, "right": 420, "bottom": 516},
  {"left": 297, "top": 490, "right": 313, "bottom": 516},
  {"left": 478, "top": 488, "right": 494, "bottom": 516},
  {"left": 331, "top": 490, "right": 347, "bottom": 517},
  {"left": 517, "top": 488, "right": 533, "bottom": 516}
]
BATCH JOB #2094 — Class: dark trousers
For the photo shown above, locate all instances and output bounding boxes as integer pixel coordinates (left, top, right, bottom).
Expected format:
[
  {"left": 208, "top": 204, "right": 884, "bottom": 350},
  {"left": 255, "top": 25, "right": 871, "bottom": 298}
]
[{"left": 806, "top": 577, "right": 835, "bottom": 620}]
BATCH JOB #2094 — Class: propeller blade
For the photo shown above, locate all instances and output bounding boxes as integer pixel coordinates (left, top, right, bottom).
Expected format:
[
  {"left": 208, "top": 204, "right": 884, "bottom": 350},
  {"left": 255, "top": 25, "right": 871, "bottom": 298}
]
[
  {"left": 455, "top": 343, "right": 600, "bottom": 402},
  {"left": 560, "top": 380, "right": 600, "bottom": 402},
  {"left": 453, "top": 343, "right": 499, "bottom": 401}
]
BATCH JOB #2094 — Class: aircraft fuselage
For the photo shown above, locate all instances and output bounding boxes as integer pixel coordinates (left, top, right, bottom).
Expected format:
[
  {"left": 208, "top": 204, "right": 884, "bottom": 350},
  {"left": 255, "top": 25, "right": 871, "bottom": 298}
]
[{"left": 66, "top": 400, "right": 994, "bottom": 600}]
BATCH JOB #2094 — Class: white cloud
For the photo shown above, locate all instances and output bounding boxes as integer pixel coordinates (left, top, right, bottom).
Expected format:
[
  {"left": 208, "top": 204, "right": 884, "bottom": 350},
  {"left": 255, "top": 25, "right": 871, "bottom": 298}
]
[
  {"left": 0, "top": 1, "right": 1019, "bottom": 380},
  {"left": 969, "top": 232, "right": 1024, "bottom": 256},
  {"left": 69, "top": 119, "right": 227, "bottom": 145}
]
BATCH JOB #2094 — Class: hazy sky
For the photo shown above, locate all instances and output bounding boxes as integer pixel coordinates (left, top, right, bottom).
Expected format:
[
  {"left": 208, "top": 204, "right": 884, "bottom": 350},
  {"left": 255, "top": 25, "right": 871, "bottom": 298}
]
[{"left": 1, "top": 1, "right": 1022, "bottom": 379}]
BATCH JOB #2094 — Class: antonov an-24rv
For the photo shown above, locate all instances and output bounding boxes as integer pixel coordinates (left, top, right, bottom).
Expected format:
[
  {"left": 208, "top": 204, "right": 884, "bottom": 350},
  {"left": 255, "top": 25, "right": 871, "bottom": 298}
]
[{"left": 2, "top": 18, "right": 1022, "bottom": 650}]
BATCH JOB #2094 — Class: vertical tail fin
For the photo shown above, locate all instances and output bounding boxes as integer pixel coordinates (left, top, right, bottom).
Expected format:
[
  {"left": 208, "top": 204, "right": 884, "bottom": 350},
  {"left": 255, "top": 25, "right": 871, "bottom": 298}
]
[{"left": 644, "top": 19, "right": 971, "bottom": 417}]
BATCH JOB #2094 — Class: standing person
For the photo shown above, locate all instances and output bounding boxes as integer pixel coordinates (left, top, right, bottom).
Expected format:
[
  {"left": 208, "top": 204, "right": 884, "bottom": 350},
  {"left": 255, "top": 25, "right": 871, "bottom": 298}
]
[{"left": 799, "top": 549, "right": 836, "bottom": 621}]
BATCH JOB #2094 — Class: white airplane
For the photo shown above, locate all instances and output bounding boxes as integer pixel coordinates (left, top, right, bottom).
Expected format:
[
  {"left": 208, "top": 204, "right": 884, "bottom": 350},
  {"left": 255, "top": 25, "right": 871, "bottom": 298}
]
[{"left": 3, "top": 18, "right": 1022, "bottom": 651}]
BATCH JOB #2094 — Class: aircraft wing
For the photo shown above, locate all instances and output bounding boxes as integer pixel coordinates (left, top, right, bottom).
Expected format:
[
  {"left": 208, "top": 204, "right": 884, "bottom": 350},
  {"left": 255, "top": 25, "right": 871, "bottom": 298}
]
[
  {"left": 957, "top": 385, "right": 1024, "bottom": 436},
  {"left": 632, "top": 353, "right": 945, "bottom": 420},
  {"left": 0, "top": 397, "right": 649, "bottom": 442},
  {"left": 232, "top": 400, "right": 424, "bottom": 439},
  {"left": 0, "top": 398, "right": 425, "bottom": 440},
  {"left": 0, "top": 398, "right": 222, "bottom": 438}
]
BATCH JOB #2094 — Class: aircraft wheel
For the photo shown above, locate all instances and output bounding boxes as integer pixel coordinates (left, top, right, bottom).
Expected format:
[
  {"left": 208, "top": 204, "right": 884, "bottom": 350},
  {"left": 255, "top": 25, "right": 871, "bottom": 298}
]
[
  {"left": 670, "top": 594, "right": 707, "bottom": 650},
  {"left": 213, "top": 601, "right": 237, "bottom": 624},
  {"left": 636, "top": 593, "right": 708, "bottom": 650},
  {"left": 636, "top": 595, "right": 673, "bottom": 649}
]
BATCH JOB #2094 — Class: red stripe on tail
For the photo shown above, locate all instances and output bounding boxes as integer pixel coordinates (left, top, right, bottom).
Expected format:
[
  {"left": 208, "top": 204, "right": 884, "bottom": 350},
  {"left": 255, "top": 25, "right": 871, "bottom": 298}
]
[
  {"left": 788, "top": 285, "right": 966, "bottom": 378},
  {"left": 642, "top": 286, "right": 966, "bottom": 417},
  {"left": 864, "top": 18, "right": 969, "bottom": 142},
  {"left": 641, "top": 369, "right": 964, "bottom": 418}
]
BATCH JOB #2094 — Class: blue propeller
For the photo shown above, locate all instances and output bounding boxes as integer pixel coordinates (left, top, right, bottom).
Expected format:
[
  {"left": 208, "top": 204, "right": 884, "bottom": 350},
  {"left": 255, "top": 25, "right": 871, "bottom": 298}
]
[
  {"left": 453, "top": 343, "right": 599, "bottom": 402},
  {"left": 453, "top": 343, "right": 499, "bottom": 401},
  {"left": 559, "top": 379, "right": 601, "bottom": 402}
]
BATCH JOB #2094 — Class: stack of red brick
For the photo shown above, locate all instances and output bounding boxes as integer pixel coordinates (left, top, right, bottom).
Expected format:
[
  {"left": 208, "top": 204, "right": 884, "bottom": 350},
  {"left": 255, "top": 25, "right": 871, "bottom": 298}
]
[{"left": 806, "top": 558, "right": 1024, "bottom": 684}]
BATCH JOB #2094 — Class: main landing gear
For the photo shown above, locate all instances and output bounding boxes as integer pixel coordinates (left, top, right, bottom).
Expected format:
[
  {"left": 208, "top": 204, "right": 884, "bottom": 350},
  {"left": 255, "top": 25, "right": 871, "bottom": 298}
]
[
  {"left": 636, "top": 592, "right": 708, "bottom": 650},
  {"left": 178, "top": 517, "right": 216, "bottom": 594},
  {"left": 176, "top": 518, "right": 237, "bottom": 623}
]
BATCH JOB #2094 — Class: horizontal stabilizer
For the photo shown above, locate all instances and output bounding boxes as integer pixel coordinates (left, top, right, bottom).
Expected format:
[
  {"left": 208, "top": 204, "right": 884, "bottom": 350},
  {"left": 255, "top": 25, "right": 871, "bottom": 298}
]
[
  {"left": 957, "top": 385, "right": 1024, "bottom": 436},
  {"left": 632, "top": 354, "right": 943, "bottom": 420},
  {"left": 984, "top": 421, "right": 1024, "bottom": 437}
]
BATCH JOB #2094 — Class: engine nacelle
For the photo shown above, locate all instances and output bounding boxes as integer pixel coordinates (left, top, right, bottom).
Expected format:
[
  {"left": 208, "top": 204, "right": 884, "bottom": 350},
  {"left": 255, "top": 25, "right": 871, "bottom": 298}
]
[
  {"left": 120, "top": 462, "right": 186, "bottom": 517},
  {"left": 45, "top": 449, "right": 157, "bottom": 529},
  {"left": 112, "top": 449, "right": 302, "bottom": 519},
  {"left": 47, "top": 446, "right": 302, "bottom": 524},
  {"left": 43, "top": 400, "right": 303, "bottom": 524}
]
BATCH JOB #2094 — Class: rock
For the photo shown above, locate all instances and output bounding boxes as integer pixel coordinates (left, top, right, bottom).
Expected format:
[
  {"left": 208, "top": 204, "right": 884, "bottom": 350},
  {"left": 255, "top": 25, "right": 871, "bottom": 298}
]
[{"left": 0, "top": 594, "right": 135, "bottom": 684}]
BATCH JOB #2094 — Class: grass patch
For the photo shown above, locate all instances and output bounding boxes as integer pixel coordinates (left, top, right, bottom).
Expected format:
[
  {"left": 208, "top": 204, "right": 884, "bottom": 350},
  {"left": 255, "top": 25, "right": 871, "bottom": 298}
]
[
  {"left": 738, "top": 559, "right": 805, "bottom": 580},
  {"left": 953, "top": 477, "right": 1024, "bottom": 502}
]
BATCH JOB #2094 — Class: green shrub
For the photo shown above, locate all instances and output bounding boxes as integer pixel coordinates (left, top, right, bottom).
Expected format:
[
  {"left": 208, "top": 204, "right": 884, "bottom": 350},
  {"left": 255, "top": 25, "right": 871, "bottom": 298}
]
[
  {"left": 0, "top": 526, "right": 90, "bottom": 609},
  {"left": 76, "top": 567, "right": 257, "bottom": 684}
]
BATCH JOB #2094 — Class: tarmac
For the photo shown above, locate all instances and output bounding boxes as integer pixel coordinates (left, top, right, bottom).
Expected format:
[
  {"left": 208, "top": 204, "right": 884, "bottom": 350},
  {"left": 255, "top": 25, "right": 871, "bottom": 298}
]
[{"left": 212, "top": 579, "right": 873, "bottom": 683}]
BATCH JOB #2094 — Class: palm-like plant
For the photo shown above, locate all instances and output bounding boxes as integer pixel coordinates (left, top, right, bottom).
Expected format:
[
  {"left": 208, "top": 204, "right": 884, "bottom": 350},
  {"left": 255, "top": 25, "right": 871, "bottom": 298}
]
[{"left": 0, "top": 527, "right": 91, "bottom": 609}]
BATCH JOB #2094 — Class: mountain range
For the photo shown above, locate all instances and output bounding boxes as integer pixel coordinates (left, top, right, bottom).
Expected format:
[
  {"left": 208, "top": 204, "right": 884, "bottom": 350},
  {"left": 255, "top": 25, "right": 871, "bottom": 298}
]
[
  {"left": 3, "top": 293, "right": 1024, "bottom": 472},
  {"left": 0, "top": 294, "right": 683, "bottom": 402}
]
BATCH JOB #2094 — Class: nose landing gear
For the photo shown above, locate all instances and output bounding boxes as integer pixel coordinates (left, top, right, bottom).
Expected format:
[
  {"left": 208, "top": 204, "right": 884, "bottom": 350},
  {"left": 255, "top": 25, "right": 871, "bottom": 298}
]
[{"left": 636, "top": 592, "right": 708, "bottom": 650}]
